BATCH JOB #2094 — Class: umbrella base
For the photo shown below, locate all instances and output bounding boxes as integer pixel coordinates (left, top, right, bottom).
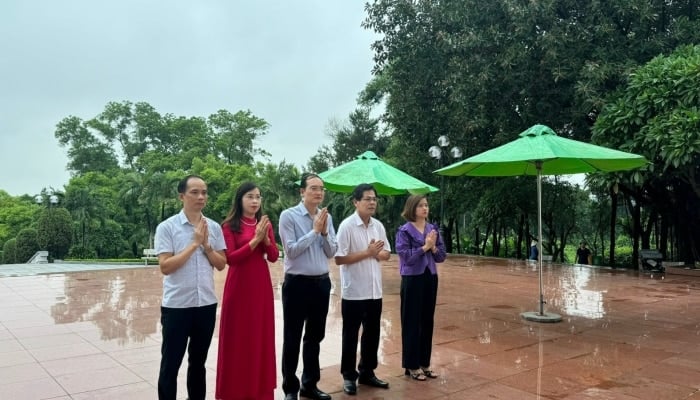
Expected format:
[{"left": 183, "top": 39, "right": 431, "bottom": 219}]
[{"left": 520, "top": 311, "right": 563, "bottom": 323}]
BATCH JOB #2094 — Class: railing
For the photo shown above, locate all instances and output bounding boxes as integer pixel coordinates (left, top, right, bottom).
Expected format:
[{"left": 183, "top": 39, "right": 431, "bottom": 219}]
[
  {"left": 142, "top": 249, "right": 158, "bottom": 265},
  {"left": 27, "top": 251, "right": 49, "bottom": 264}
]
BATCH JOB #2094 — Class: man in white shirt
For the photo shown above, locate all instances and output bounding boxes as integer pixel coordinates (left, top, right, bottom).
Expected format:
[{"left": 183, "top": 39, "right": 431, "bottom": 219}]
[
  {"left": 334, "top": 184, "right": 391, "bottom": 395},
  {"left": 155, "top": 175, "right": 226, "bottom": 400}
]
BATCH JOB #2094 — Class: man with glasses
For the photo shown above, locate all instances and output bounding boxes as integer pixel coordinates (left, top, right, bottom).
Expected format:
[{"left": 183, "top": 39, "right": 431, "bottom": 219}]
[
  {"left": 334, "top": 183, "right": 391, "bottom": 395},
  {"left": 278, "top": 173, "right": 338, "bottom": 400}
]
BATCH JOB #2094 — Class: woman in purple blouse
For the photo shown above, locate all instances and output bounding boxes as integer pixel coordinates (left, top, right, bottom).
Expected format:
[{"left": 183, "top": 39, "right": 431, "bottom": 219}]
[{"left": 395, "top": 195, "right": 447, "bottom": 381}]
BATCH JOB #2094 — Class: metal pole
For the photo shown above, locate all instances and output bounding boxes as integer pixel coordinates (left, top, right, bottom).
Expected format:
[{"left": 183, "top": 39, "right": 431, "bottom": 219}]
[
  {"left": 521, "top": 161, "right": 562, "bottom": 323},
  {"left": 439, "top": 174, "right": 444, "bottom": 231},
  {"left": 537, "top": 165, "right": 544, "bottom": 315}
]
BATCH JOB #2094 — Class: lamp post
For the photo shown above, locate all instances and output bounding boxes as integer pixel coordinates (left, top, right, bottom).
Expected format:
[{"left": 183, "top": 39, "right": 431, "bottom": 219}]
[
  {"left": 34, "top": 189, "right": 61, "bottom": 263},
  {"left": 35, "top": 190, "right": 59, "bottom": 209},
  {"left": 428, "top": 135, "right": 463, "bottom": 232}
]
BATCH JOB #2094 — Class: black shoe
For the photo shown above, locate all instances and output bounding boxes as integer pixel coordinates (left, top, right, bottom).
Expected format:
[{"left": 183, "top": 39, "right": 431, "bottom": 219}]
[
  {"left": 343, "top": 379, "right": 357, "bottom": 395},
  {"left": 285, "top": 393, "right": 298, "bottom": 400},
  {"left": 358, "top": 375, "right": 389, "bottom": 389},
  {"left": 299, "top": 386, "right": 331, "bottom": 400}
]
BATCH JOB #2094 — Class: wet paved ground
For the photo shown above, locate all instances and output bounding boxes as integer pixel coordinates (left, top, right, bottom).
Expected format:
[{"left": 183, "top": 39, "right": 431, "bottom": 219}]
[{"left": 1, "top": 256, "right": 700, "bottom": 399}]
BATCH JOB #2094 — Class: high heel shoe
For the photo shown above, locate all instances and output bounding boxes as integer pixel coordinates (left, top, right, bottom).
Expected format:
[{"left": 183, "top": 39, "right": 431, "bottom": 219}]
[
  {"left": 404, "top": 368, "right": 426, "bottom": 381},
  {"left": 421, "top": 367, "right": 439, "bottom": 379}
]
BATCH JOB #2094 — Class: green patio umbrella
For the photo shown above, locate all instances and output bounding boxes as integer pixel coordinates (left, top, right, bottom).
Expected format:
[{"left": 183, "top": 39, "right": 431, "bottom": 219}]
[
  {"left": 435, "top": 124, "right": 647, "bottom": 322},
  {"left": 318, "top": 151, "right": 438, "bottom": 195}
]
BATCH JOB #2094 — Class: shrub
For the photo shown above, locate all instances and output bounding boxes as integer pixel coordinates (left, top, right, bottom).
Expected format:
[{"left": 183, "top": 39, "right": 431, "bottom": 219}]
[
  {"left": 68, "top": 245, "right": 97, "bottom": 259},
  {"left": 36, "top": 208, "right": 73, "bottom": 260},
  {"left": 15, "top": 228, "right": 39, "bottom": 263},
  {"left": 2, "top": 239, "right": 17, "bottom": 264},
  {"left": 614, "top": 245, "right": 634, "bottom": 268},
  {"left": 119, "top": 250, "right": 135, "bottom": 259}
]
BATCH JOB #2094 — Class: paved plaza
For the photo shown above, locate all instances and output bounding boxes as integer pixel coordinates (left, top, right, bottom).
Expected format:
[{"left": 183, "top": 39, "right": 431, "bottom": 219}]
[{"left": 1, "top": 256, "right": 700, "bottom": 399}]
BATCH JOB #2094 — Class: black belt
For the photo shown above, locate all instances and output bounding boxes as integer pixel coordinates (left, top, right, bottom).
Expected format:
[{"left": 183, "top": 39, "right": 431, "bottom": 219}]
[{"left": 285, "top": 272, "right": 329, "bottom": 281}]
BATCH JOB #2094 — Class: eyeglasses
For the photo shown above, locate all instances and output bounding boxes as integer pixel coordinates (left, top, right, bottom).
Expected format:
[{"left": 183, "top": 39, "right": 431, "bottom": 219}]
[
  {"left": 361, "top": 197, "right": 378, "bottom": 202},
  {"left": 307, "top": 186, "right": 326, "bottom": 192},
  {"left": 244, "top": 195, "right": 263, "bottom": 200}
]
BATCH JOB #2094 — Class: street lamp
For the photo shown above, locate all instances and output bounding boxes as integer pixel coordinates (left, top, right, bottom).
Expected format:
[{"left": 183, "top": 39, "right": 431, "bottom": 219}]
[
  {"left": 34, "top": 189, "right": 60, "bottom": 263},
  {"left": 35, "top": 190, "right": 59, "bottom": 208},
  {"left": 428, "top": 135, "right": 463, "bottom": 230}
]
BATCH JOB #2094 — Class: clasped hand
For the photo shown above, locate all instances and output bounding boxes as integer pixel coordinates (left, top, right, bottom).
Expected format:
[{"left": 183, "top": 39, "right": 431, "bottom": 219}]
[
  {"left": 194, "top": 218, "right": 209, "bottom": 247},
  {"left": 313, "top": 208, "right": 329, "bottom": 236},
  {"left": 254, "top": 215, "right": 271, "bottom": 246},
  {"left": 424, "top": 230, "right": 438, "bottom": 252},
  {"left": 367, "top": 239, "right": 385, "bottom": 258}
]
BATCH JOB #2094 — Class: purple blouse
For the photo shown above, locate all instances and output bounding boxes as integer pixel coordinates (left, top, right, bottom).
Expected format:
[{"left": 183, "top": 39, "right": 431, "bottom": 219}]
[{"left": 395, "top": 222, "right": 447, "bottom": 276}]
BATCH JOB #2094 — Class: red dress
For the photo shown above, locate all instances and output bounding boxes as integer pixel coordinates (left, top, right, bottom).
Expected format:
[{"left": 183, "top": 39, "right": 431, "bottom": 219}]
[{"left": 216, "top": 218, "right": 279, "bottom": 400}]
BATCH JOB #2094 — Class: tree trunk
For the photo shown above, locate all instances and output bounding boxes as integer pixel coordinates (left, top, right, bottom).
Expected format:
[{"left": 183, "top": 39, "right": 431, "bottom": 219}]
[
  {"left": 628, "top": 197, "right": 641, "bottom": 269},
  {"left": 481, "top": 223, "right": 491, "bottom": 255},
  {"left": 609, "top": 187, "right": 618, "bottom": 267},
  {"left": 516, "top": 213, "right": 524, "bottom": 259},
  {"left": 443, "top": 217, "right": 454, "bottom": 254},
  {"left": 474, "top": 227, "right": 480, "bottom": 255},
  {"left": 455, "top": 217, "right": 461, "bottom": 254},
  {"left": 491, "top": 221, "right": 498, "bottom": 257}
]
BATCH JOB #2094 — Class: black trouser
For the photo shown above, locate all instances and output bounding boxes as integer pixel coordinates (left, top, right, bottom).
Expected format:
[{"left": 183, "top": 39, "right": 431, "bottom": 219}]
[
  {"left": 340, "top": 298, "right": 382, "bottom": 381},
  {"left": 400, "top": 269, "right": 438, "bottom": 370},
  {"left": 158, "top": 303, "right": 217, "bottom": 400},
  {"left": 281, "top": 273, "right": 331, "bottom": 394}
]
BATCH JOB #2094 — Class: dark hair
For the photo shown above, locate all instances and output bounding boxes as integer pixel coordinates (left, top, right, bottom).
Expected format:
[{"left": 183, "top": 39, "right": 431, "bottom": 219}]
[
  {"left": 222, "top": 182, "right": 262, "bottom": 233},
  {"left": 401, "top": 195, "right": 427, "bottom": 222},
  {"left": 177, "top": 175, "right": 205, "bottom": 194},
  {"left": 299, "top": 172, "right": 322, "bottom": 189},
  {"left": 351, "top": 183, "right": 376, "bottom": 201}
]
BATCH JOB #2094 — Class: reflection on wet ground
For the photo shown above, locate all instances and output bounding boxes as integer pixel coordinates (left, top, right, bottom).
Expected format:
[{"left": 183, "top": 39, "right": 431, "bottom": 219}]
[{"left": 2, "top": 256, "right": 700, "bottom": 399}]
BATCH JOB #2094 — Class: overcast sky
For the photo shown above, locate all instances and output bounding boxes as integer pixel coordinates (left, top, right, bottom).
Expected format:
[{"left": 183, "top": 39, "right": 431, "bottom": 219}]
[{"left": 0, "top": 1, "right": 378, "bottom": 196}]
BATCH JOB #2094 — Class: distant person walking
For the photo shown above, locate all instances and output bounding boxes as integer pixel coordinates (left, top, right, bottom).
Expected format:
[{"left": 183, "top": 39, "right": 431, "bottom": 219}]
[
  {"left": 154, "top": 175, "right": 227, "bottom": 400},
  {"left": 529, "top": 239, "right": 538, "bottom": 261},
  {"left": 576, "top": 242, "right": 592, "bottom": 265}
]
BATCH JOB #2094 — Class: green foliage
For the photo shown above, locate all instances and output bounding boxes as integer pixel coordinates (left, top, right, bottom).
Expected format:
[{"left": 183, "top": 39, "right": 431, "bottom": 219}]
[
  {"left": 614, "top": 245, "right": 635, "bottom": 268},
  {"left": 36, "top": 207, "right": 73, "bottom": 260},
  {"left": 308, "top": 107, "right": 388, "bottom": 171},
  {"left": 2, "top": 238, "right": 17, "bottom": 264},
  {"left": 118, "top": 251, "right": 135, "bottom": 259},
  {"left": 593, "top": 44, "right": 700, "bottom": 261},
  {"left": 361, "top": 0, "right": 700, "bottom": 261},
  {"left": 55, "top": 101, "right": 271, "bottom": 176},
  {"left": 209, "top": 109, "right": 271, "bottom": 164},
  {"left": 0, "top": 190, "right": 40, "bottom": 247},
  {"left": 68, "top": 245, "right": 97, "bottom": 259},
  {"left": 15, "top": 228, "right": 39, "bottom": 263}
]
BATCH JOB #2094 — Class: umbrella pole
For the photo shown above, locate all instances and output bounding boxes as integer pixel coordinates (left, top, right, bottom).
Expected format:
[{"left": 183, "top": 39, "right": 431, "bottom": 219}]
[
  {"left": 521, "top": 162, "right": 562, "bottom": 323},
  {"left": 537, "top": 168, "right": 544, "bottom": 315}
]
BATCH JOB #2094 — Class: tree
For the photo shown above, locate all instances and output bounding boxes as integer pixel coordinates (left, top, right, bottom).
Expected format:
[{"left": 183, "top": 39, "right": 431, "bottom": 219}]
[
  {"left": 15, "top": 228, "right": 39, "bottom": 263},
  {"left": 55, "top": 115, "right": 120, "bottom": 174},
  {"left": 361, "top": 0, "right": 700, "bottom": 260},
  {"left": 0, "top": 190, "right": 40, "bottom": 247},
  {"left": 208, "top": 109, "right": 271, "bottom": 165},
  {"left": 2, "top": 238, "right": 17, "bottom": 264},
  {"left": 36, "top": 207, "right": 73, "bottom": 260},
  {"left": 308, "top": 107, "right": 388, "bottom": 170},
  {"left": 593, "top": 44, "right": 700, "bottom": 262},
  {"left": 255, "top": 161, "right": 300, "bottom": 235}
]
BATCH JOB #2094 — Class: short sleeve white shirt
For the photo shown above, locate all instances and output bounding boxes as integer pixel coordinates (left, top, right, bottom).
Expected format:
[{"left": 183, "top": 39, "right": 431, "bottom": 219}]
[
  {"left": 154, "top": 210, "right": 226, "bottom": 308},
  {"left": 335, "top": 212, "right": 390, "bottom": 300}
]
